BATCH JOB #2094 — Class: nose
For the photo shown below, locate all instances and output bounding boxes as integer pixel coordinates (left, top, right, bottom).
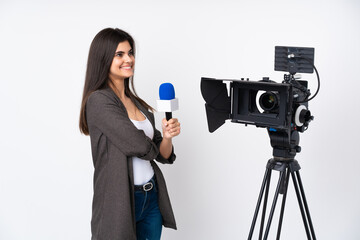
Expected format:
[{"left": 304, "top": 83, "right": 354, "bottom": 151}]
[{"left": 124, "top": 54, "right": 132, "bottom": 63}]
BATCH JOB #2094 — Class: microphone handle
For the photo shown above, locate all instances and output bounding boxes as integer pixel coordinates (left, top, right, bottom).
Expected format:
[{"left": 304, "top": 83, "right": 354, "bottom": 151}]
[{"left": 166, "top": 112, "right": 172, "bottom": 121}]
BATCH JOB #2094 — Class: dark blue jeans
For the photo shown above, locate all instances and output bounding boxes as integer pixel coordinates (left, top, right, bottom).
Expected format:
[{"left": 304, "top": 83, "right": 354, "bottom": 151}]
[{"left": 134, "top": 178, "right": 163, "bottom": 240}]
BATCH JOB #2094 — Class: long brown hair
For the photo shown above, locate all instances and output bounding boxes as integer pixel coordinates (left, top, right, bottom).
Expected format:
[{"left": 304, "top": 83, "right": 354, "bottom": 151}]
[{"left": 79, "top": 28, "right": 154, "bottom": 135}]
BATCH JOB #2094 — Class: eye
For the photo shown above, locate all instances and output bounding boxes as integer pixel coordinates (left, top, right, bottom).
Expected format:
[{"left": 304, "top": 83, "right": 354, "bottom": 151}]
[
  {"left": 128, "top": 50, "right": 134, "bottom": 56},
  {"left": 115, "top": 52, "right": 123, "bottom": 57}
]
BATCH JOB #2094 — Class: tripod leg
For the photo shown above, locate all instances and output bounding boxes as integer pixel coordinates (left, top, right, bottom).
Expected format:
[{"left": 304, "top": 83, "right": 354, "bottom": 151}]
[
  {"left": 258, "top": 170, "right": 272, "bottom": 240},
  {"left": 263, "top": 170, "right": 286, "bottom": 239},
  {"left": 291, "top": 171, "right": 313, "bottom": 240},
  {"left": 295, "top": 171, "right": 317, "bottom": 240},
  {"left": 276, "top": 168, "right": 291, "bottom": 240},
  {"left": 248, "top": 167, "right": 271, "bottom": 240}
]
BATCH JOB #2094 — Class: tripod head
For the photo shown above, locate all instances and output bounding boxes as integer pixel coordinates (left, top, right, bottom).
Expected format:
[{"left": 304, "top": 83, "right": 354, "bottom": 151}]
[{"left": 268, "top": 128, "right": 300, "bottom": 160}]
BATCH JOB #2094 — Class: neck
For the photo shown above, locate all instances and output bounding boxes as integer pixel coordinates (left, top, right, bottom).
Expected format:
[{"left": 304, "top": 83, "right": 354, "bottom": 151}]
[{"left": 109, "top": 78, "right": 126, "bottom": 100}]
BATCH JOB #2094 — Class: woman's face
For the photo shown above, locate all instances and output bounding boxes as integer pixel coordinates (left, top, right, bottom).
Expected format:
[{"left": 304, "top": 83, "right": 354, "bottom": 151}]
[{"left": 109, "top": 41, "right": 135, "bottom": 81}]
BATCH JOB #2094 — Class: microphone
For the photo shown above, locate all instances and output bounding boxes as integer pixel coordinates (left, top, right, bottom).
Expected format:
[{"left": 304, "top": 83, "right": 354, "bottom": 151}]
[{"left": 157, "top": 83, "right": 179, "bottom": 121}]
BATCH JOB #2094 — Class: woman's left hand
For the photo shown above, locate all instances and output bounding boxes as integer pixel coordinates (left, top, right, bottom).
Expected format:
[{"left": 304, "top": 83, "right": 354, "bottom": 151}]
[{"left": 162, "top": 118, "right": 181, "bottom": 139}]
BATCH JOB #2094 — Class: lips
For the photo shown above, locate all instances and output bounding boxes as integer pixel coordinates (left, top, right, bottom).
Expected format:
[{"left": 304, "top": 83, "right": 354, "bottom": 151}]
[{"left": 120, "top": 65, "right": 132, "bottom": 70}]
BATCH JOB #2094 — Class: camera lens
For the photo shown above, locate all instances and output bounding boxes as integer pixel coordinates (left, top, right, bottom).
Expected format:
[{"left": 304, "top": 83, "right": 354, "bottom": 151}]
[{"left": 259, "top": 91, "right": 279, "bottom": 111}]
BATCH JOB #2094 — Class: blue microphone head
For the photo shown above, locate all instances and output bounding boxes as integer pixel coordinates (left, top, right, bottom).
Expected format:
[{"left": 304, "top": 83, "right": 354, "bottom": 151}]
[{"left": 159, "top": 83, "right": 175, "bottom": 100}]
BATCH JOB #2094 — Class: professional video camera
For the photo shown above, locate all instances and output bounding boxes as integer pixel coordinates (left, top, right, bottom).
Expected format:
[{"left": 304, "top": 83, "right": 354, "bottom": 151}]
[
  {"left": 201, "top": 46, "right": 320, "bottom": 160},
  {"left": 201, "top": 46, "right": 320, "bottom": 239}
]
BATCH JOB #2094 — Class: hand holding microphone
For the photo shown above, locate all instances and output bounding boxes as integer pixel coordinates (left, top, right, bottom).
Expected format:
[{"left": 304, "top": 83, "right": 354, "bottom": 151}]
[
  {"left": 157, "top": 83, "right": 180, "bottom": 139},
  {"left": 162, "top": 118, "right": 180, "bottom": 139}
]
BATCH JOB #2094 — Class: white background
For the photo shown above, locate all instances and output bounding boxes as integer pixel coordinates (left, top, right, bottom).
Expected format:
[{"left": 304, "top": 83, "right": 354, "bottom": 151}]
[{"left": 1, "top": 0, "right": 359, "bottom": 239}]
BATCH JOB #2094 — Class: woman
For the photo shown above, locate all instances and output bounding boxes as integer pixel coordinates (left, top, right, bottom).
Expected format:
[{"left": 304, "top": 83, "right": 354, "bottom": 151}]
[{"left": 79, "top": 28, "right": 180, "bottom": 240}]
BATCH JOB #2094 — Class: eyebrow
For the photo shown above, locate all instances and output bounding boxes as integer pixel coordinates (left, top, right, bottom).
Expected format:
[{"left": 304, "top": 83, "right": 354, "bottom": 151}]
[{"left": 115, "top": 49, "right": 133, "bottom": 54}]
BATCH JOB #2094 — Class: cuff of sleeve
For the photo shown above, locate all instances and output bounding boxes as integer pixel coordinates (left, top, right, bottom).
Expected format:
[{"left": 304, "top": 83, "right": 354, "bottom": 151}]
[{"left": 157, "top": 146, "right": 176, "bottom": 164}]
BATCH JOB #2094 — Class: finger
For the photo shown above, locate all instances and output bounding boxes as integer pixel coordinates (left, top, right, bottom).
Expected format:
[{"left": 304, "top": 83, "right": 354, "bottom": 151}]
[
  {"left": 166, "top": 124, "right": 176, "bottom": 130},
  {"left": 170, "top": 128, "right": 180, "bottom": 136},
  {"left": 168, "top": 126, "right": 181, "bottom": 134},
  {"left": 167, "top": 118, "right": 178, "bottom": 124},
  {"left": 166, "top": 126, "right": 180, "bottom": 133},
  {"left": 166, "top": 122, "right": 180, "bottom": 130},
  {"left": 162, "top": 118, "right": 169, "bottom": 127}
]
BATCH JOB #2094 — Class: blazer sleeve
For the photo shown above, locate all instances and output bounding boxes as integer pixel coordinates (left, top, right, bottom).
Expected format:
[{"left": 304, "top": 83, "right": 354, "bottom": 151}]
[{"left": 86, "top": 91, "right": 159, "bottom": 160}]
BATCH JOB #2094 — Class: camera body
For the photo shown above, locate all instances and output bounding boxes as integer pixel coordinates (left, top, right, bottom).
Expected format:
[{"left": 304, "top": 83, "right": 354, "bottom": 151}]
[
  {"left": 201, "top": 75, "right": 312, "bottom": 133},
  {"left": 231, "top": 76, "right": 311, "bottom": 132}
]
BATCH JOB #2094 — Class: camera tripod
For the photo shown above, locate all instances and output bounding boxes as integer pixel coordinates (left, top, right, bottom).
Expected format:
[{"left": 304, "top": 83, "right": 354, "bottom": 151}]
[{"left": 248, "top": 130, "right": 317, "bottom": 240}]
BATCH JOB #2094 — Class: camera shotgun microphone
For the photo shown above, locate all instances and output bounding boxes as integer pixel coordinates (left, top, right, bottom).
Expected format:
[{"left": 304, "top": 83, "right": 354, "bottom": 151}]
[{"left": 157, "top": 83, "right": 179, "bottom": 121}]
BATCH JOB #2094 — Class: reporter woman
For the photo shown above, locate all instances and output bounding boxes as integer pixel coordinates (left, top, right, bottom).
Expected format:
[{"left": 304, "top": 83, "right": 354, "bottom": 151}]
[{"left": 79, "top": 28, "right": 180, "bottom": 240}]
